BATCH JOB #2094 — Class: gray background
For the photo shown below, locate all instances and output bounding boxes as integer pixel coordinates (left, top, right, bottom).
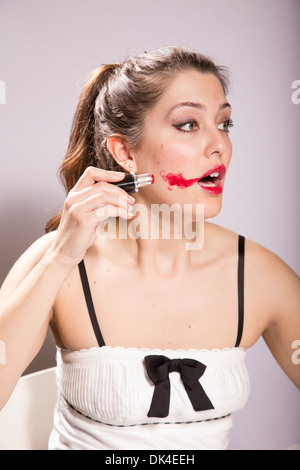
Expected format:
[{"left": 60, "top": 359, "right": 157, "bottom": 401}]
[{"left": 0, "top": 0, "right": 299, "bottom": 450}]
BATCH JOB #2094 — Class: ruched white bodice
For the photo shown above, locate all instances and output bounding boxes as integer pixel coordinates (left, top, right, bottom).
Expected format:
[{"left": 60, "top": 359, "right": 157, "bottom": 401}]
[{"left": 48, "top": 345, "right": 250, "bottom": 450}]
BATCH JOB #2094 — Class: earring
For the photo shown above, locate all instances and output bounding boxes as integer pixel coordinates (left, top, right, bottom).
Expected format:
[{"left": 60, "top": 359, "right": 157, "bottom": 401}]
[{"left": 129, "top": 164, "right": 133, "bottom": 168}]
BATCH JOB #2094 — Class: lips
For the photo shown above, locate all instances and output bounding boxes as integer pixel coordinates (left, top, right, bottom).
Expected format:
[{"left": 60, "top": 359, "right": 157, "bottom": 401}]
[
  {"left": 198, "top": 164, "right": 226, "bottom": 183},
  {"left": 197, "top": 165, "right": 226, "bottom": 195}
]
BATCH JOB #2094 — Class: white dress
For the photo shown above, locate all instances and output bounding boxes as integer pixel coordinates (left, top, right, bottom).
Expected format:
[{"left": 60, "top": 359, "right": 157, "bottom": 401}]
[
  {"left": 48, "top": 235, "right": 249, "bottom": 450},
  {"left": 48, "top": 345, "right": 250, "bottom": 450}
]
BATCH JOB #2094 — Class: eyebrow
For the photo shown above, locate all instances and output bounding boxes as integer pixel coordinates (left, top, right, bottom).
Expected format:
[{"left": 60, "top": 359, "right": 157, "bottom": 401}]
[{"left": 165, "top": 101, "right": 231, "bottom": 117}]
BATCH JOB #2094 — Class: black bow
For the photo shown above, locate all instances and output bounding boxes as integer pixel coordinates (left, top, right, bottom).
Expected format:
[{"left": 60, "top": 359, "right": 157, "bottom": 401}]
[{"left": 145, "top": 355, "right": 214, "bottom": 418}]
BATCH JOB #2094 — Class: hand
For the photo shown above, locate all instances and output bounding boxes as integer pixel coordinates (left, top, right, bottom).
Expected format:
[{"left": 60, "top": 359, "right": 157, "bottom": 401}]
[{"left": 49, "top": 166, "right": 135, "bottom": 266}]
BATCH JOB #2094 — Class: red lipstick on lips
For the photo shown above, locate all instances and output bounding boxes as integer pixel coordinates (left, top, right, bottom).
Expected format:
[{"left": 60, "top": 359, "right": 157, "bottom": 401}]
[{"left": 160, "top": 165, "right": 226, "bottom": 195}]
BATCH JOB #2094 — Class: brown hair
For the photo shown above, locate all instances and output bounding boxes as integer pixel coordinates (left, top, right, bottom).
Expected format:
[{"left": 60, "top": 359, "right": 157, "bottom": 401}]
[{"left": 44, "top": 46, "right": 230, "bottom": 233}]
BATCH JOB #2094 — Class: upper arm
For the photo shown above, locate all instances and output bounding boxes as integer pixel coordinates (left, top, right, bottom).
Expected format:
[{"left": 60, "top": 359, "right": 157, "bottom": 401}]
[
  {"left": 0, "top": 230, "right": 58, "bottom": 316},
  {"left": 0, "top": 231, "right": 59, "bottom": 407},
  {"left": 253, "top": 243, "right": 300, "bottom": 389}
]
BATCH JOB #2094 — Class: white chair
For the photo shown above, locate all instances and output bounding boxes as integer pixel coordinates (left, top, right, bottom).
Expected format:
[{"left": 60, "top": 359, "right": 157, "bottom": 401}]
[{"left": 0, "top": 368, "right": 57, "bottom": 450}]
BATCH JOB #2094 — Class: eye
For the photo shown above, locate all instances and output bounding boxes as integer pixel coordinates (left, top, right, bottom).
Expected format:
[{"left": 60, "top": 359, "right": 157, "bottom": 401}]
[
  {"left": 218, "top": 119, "right": 234, "bottom": 133},
  {"left": 173, "top": 119, "right": 198, "bottom": 133}
]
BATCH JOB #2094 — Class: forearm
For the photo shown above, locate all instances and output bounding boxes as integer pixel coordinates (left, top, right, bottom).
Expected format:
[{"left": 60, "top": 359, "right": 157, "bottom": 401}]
[{"left": 0, "top": 247, "right": 73, "bottom": 409}]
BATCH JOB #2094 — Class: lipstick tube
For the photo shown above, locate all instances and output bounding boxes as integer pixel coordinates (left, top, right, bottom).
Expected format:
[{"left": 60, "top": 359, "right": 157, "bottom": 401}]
[{"left": 110, "top": 172, "right": 155, "bottom": 194}]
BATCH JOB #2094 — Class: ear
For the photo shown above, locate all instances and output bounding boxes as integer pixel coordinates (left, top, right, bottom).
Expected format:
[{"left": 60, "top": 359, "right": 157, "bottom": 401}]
[{"left": 106, "top": 135, "right": 137, "bottom": 173}]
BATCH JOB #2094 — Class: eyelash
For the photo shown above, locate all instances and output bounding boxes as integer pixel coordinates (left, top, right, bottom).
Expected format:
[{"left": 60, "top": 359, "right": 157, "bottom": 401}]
[{"left": 174, "top": 119, "right": 234, "bottom": 133}]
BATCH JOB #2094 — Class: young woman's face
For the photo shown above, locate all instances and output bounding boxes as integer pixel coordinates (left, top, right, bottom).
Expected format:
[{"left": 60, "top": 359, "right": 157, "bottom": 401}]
[{"left": 135, "top": 69, "right": 233, "bottom": 219}]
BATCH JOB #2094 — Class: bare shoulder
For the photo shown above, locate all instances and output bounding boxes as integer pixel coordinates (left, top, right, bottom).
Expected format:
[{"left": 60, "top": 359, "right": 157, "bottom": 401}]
[
  {"left": 208, "top": 221, "right": 299, "bottom": 314},
  {"left": 244, "top": 235, "right": 299, "bottom": 290},
  {"left": 241, "top": 236, "right": 300, "bottom": 388},
  {"left": 236, "top": 231, "right": 299, "bottom": 329},
  {"left": 209, "top": 221, "right": 298, "bottom": 279},
  {"left": 209, "top": 226, "right": 299, "bottom": 386}
]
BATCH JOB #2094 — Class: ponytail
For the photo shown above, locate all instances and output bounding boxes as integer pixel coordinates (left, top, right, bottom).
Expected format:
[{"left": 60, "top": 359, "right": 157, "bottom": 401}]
[{"left": 44, "top": 64, "right": 115, "bottom": 233}]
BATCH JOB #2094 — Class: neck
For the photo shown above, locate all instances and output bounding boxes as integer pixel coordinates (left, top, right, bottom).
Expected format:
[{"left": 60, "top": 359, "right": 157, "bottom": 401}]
[{"left": 107, "top": 198, "right": 209, "bottom": 278}]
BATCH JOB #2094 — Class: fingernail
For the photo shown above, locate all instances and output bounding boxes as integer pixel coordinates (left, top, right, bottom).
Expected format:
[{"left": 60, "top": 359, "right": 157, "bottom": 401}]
[{"left": 128, "top": 195, "right": 135, "bottom": 203}]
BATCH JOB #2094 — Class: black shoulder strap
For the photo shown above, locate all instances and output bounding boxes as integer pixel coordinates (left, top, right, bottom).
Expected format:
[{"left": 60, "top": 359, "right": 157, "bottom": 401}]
[
  {"left": 235, "top": 235, "right": 245, "bottom": 348},
  {"left": 78, "top": 259, "right": 105, "bottom": 347}
]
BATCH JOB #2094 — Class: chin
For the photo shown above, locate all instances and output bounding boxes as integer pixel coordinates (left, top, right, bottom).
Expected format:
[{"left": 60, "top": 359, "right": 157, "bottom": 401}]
[
  {"left": 176, "top": 198, "right": 222, "bottom": 223},
  {"left": 202, "top": 199, "right": 222, "bottom": 220}
]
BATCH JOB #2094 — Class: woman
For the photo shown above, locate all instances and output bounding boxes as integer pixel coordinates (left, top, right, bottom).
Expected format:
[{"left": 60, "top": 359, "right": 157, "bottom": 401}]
[{"left": 0, "top": 47, "right": 299, "bottom": 450}]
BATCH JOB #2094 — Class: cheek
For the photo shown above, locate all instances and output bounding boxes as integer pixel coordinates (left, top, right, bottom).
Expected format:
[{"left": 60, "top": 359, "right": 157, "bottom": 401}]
[
  {"left": 157, "top": 141, "right": 200, "bottom": 191},
  {"left": 157, "top": 140, "right": 195, "bottom": 168}
]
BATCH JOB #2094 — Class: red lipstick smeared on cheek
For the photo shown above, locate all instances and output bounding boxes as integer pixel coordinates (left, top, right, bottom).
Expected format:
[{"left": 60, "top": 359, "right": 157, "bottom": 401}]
[{"left": 160, "top": 170, "right": 199, "bottom": 191}]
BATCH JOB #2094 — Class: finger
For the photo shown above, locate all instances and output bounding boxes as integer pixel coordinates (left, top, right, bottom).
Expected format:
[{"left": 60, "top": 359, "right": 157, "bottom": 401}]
[
  {"left": 69, "top": 180, "right": 135, "bottom": 205},
  {"left": 74, "top": 191, "right": 132, "bottom": 213},
  {"left": 72, "top": 166, "right": 126, "bottom": 193}
]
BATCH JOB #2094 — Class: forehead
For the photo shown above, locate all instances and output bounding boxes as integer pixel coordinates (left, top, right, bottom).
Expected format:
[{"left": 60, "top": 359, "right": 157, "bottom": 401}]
[{"left": 154, "top": 70, "right": 227, "bottom": 114}]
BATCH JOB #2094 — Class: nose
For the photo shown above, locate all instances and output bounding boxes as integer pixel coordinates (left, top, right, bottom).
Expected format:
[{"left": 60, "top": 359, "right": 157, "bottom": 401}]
[{"left": 203, "top": 125, "right": 227, "bottom": 158}]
